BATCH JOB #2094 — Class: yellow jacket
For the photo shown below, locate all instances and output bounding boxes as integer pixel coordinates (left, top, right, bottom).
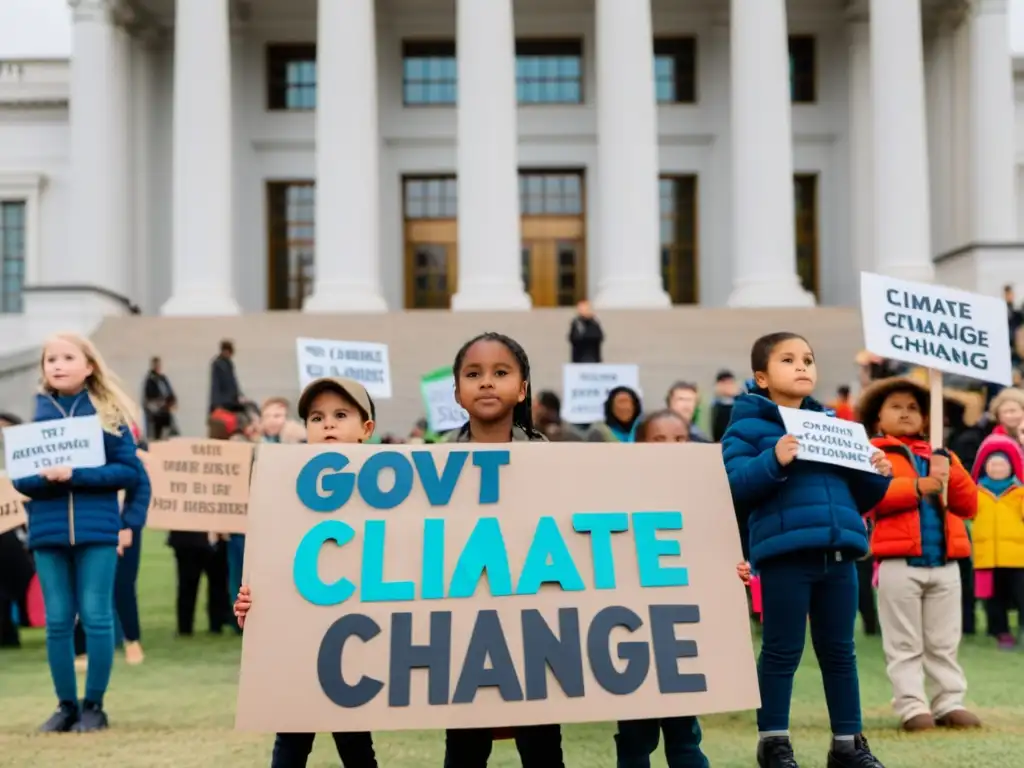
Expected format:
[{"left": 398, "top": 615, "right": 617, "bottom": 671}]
[{"left": 974, "top": 486, "right": 1024, "bottom": 569}]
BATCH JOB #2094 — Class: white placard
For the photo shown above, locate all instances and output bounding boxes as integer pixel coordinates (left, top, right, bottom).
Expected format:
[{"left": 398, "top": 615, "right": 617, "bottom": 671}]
[
  {"left": 561, "top": 363, "right": 642, "bottom": 425},
  {"left": 778, "top": 406, "right": 877, "bottom": 474},
  {"left": 295, "top": 338, "right": 392, "bottom": 399},
  {"left": 3, "top": 415, "right": 108, "bottom": 481},
  {"left": 860, "top": 272, "right": 1011, "bottom": 386},
  {"left": 420, "top": 371, "right": 468, "bottom": 434}
]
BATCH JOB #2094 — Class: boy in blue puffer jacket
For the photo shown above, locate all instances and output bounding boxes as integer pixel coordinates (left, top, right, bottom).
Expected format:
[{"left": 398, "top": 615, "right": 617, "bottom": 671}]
[
  {"left": 722, "top": 332, "right": 892, "bottom": 768},
  {"left": 14, "top": 333, "right": 149, "bottom": 734}
]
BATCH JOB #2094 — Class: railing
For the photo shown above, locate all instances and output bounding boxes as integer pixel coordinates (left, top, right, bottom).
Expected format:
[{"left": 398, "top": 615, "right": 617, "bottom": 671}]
[
  {"left": 933, "top": 241, "right": 1024, "bottom": 265},
  {"left": 22, "top": 284, "right": 141, "bottom": 315}
]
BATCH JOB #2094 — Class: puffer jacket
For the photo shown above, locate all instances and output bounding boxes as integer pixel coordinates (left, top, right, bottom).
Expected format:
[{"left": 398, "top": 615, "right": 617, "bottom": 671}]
[
  {"left": 13, "top": 391, "right": 148, "bottom": 550},
  {"left": 722, "top": 388, "right": 891, "bottom": 567}
]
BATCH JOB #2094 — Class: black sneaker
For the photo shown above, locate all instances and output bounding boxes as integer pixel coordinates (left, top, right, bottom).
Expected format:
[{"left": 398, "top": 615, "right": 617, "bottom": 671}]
[
  {"left": 73, "top": 700, "right": 109, "bottom": 733},
  {"left": 39, "top": 701, "right": 79, "bottom": 733},
  {"left": 827, "top": 734, "right": 884, "bottom": 768},
  {"left": 757, "top": 736, "right": 800, "bottom": 768}
]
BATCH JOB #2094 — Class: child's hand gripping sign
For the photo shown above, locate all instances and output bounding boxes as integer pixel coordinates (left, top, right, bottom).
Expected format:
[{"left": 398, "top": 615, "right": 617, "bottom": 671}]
[{"left": 776, "top": 407, "right": 892, "bottom": 476}]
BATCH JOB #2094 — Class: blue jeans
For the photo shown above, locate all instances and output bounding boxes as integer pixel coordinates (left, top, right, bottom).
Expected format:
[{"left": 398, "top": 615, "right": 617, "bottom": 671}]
[
  {"left": 615, "top": 717, "right": 708, "bottom": 767},
  {"left": 34, "top": 545, "right": 118, "bottom": 704},
  {"left": 227, "top": 534, "right": 245, "bottom": 604},
  {"left": 114, "top": 527, "right": 143, "bottom": 642},
  {"left": 757, "top": 550, "right": 862, "bottom": 735}
]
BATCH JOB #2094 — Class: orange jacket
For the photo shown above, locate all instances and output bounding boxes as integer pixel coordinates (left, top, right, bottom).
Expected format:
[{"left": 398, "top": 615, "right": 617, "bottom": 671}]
[{"left": 867, "top": 435, "right": 977, "bottom": 560}]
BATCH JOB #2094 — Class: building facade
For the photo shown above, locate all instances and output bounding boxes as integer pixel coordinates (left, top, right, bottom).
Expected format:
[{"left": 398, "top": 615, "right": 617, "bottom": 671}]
[{"left": 0, "top": 0, "right": 1021, "bottom": 338}]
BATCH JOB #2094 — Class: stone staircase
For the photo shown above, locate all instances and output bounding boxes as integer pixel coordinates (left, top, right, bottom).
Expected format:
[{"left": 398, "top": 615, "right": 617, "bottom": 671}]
[{"left": 77, "top": 307, "right": 866, "bottom": 438}]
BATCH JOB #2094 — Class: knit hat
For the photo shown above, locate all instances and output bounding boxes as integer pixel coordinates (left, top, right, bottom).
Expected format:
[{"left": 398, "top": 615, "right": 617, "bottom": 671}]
[
  {"left": 972, "top": 434, "right": 1024, "bottom": 482},
  {"left": 856, "top": 377, "right": 930, "bottom": 434}
]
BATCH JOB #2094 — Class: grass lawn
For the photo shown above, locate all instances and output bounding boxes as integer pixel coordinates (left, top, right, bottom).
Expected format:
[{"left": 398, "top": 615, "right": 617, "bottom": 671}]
[{"left": 1, "top": 535, "right": 1022, "bottom": 767}]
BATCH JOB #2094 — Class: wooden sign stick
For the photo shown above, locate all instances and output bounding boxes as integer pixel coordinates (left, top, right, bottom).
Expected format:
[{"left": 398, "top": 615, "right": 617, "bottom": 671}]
[{"left": 928, "top": 368, "right": 948, "bottom": 504}]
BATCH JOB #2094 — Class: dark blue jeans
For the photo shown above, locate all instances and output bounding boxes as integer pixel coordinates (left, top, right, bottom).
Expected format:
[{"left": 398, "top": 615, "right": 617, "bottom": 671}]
[
  {"left": 114, "top": 527, "right": 143, "bottom": 642},
  {"left": 615, "top": 716, "right": 708, "bottom": 767},
  {"left": 34, "top": 545, "right": 118, "bottom": 704},
  {"left": 757, "top": 550, "right": 862, "bottom": 736}
]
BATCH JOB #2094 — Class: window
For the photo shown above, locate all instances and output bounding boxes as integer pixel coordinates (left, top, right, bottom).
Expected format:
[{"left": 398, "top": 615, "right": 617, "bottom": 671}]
[
  {"left": 518, "top": 172, "right": 584, "bottom": 215},
  {"left": 789, "top": 36, "right": 816, "bottom": 103},
  {"left": 0, "top": 201, "right": 25, "bottom": 313},
  {"left": 403, "top": 41, "right": 457, "bottom": 105},
  {"left": 404, "top": 177, "right": 458, "bottom": 219},
  {"left": 659, "top": 176, "right": 698, "bottom": 305},
  {"left": 794, "top": 174, "right": 819, "bottom": 298},
  {"left": 654, "top": 38, "right": 697, "bottom": 104},
  {"left": 266, "top": 44, "right": 317, "bottom": 111},
  {"left": 266, "top": 182, "right": 315, "bottom": 310},
  {"left": 516, "top": 40, "right": 583, "bottom": 104}
]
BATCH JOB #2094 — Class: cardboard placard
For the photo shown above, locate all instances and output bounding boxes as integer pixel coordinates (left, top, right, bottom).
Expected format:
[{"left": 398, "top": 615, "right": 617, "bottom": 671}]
[
  {"left": 296, "top": 338, "right": 392, "bottom": 399},
  {"left": 235, "top": 442, "right": 759, "bottom": 733},
  {"left": 143, "top": 440, "right": 253, "bottom": 533},
  {"left": 561, "top": 364, "right": 642, "bottom": 425},
  {"left": 778, "top": 407, "right": 878, "bottom": 474},
  {"left": 860, "top": 272, "right": 1012, "bottom": 386},
  {"left": 0, "top": 474, "right": 27, "bottom": 535},
  {"left": 2, "top": 415, "right": 107, "bottom": 481}
]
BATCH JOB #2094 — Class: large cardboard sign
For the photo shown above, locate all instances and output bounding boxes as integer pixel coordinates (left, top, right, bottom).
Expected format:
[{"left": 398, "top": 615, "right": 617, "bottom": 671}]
[
  {"left": 420, "top": 367, "right": 468, "bottom": 434},
  {"left": 561, "top": 364, "right": 642, "bottom": 425},
  {"left": 778, "top": 407, "right": 877, "bottom": 475},
  {"left": 296, "top": 338, "right": 392, "bottom": 399},
  {"left": 2, "top": 415, "right": 107, "bottom": 481},
  {"left": 143, "top": 440, "right": 253, "bottom": 534},
  {"left": 0, "top": 475, "right": 27, "bottom": 535},
  {"left": 236, "top": 443, "right": 759, "bottom": 733},
  {"left": 861, "top": 272, "right": 1011, "bottom": 386}
]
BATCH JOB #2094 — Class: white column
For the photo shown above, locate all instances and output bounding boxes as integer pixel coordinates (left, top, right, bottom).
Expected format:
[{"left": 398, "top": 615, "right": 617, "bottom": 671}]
[
  {"left": 304, "top": 0, "right": 387, "bottom": 312},
  {"left": 847, "top": 17, "right": 873, "bottom": 275},
  {"left": 969, "top": 0, "right": 1017, "bottom": 242},
  {"left": 161, "top": 0, "right": 240, "bottom": 316},
  {"left": 110, "top": 24, "right": 132, "bottom": 298},
  {"left": 593, "top": 0, "right": 669, "bottom": 309},
  {"left": 870, "top": 0, "right": 934, "bottom": 281},
  {"left": 451, "top": 0, "right": 531, "bottom": 311},
  {"left": 728, "top": 0, "right": 814, "bottom": 307},
  {"left": 66, "top": 1, "right": 131, "bottom": 298}
]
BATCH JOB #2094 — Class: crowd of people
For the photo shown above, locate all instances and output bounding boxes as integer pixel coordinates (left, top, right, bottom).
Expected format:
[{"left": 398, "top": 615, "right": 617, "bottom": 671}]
[{"left": 0, "top": 326, "right": 1021, "bottom": 768}]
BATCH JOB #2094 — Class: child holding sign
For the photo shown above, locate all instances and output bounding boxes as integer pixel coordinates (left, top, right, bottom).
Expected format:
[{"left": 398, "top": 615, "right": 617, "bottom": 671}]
[
  {"left": 722, "top": 332, "right": 891, "bottom": 768},
  {"left": 14, "top": 334, "right": 149, "bottom": 733},
  {"left": 443, "top": 332, "right": 564, "bottom": 768},
  {"left": 858, "top": 377, "right": 980, "bottom": 731},
  {"left": 614, "top": 409, "right": 708, "bottom": 768},
  {"left": 234, "top": 378, "right": 378, "bottom": 768}
]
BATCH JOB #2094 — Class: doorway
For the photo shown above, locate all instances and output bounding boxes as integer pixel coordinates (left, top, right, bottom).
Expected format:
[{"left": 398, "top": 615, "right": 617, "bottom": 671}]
[{"left": 520, "top": 216, "right": 586, "bottom": 307}]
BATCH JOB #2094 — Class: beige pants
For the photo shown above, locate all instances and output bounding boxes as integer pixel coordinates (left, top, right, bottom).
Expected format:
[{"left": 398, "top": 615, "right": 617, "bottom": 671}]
[{"left": 877, "top": 559, "right": 967, "bottom": 722}]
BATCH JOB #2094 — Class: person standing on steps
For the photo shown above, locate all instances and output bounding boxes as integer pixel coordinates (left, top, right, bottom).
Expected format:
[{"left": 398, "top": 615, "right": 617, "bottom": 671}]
[
  {"left": 209, "top": 340, "right": 248, "bottom": 415},
  {"left": 569, "top": 299, "right": 604, "bottom": 363},
  {"left": 142, "top": 357, "right": 175, "bottom": 440}
]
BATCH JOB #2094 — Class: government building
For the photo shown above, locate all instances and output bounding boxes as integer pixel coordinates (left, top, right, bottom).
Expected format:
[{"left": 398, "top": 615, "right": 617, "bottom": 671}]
[{"left": 0, "top": 0, "right": 1022, "bottom": 343}]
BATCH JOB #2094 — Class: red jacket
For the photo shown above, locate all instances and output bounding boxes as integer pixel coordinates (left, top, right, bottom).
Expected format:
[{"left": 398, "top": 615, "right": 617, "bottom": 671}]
[{"left": 867, "top": 435, "right": 976, "bottom": 560}]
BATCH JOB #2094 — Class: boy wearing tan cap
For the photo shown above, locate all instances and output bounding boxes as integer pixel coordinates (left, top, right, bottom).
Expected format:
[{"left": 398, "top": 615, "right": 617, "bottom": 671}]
[{"left": 234, "top": 377, "right": 377, "bottom": 768}]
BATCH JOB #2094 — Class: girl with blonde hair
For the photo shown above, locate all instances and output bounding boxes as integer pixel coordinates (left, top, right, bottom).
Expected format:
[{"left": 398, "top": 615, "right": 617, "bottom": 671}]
[{"left": 13, "top": 333, "right": 150, "bottom": 733}]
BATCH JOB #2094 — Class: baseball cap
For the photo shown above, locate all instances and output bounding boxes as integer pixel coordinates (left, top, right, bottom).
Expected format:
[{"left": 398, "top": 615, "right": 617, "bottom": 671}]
[{"left": 297, "top": 377, "right": 376, "bottom": 422}]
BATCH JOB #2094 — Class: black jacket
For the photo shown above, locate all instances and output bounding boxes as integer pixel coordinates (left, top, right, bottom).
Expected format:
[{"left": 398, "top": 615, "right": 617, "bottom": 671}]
[
  {"left": 209, "top": 355, "right": 241, "bottom": 413},
  {"left": 569, "top": 316, "right": 604, "bottom": 363}
]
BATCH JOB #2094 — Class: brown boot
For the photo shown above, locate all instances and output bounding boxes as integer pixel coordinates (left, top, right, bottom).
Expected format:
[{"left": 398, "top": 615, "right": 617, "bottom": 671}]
[
  {"left": 937, "top": 709, "right": 982, "bottom": 728},
  {"left": 901, "top": 713, "right": 936, "bottom": 731}
]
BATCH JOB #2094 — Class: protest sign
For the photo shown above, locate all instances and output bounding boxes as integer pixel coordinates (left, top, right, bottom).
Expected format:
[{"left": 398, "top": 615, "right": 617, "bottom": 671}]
[
  {"left": 296, "top": 338, "right": 392, "bottom": 399},
  {"left": 778, "top": 407, "right": 877, "bottom": 474},
  {"left": 861, "top": 272, "right": 1011, "bottom": 386},
  {"left": 236, "top": 442, "right": 759, "bottom": 733},
  {"left": 2, "top": 415, "right": 106, "bottom": 481},
  {"left": 561, "top": 364, "right": 642, "bottom": 424},
  {"left": 420, "top": 367, "right": 468, "bottom": 434},
  {"left": 0, "top": 474, "right": 27, "bottom": 535},
  {"left": 143, "top": 439, "right": 253, "bottom": 534}
]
